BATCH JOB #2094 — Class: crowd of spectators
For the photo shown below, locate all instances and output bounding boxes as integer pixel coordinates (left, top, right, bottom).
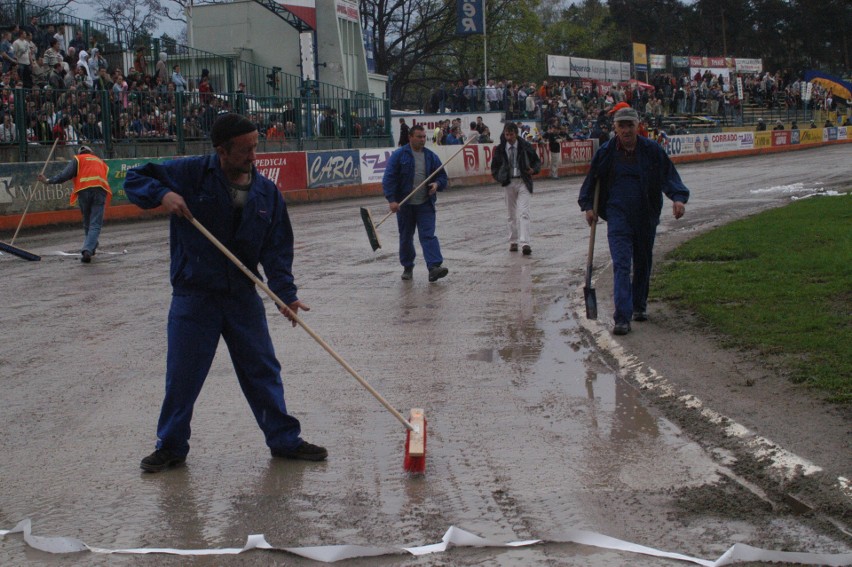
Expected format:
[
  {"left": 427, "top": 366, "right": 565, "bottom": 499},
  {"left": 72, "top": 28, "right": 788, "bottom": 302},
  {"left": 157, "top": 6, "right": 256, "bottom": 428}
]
[
  {"left": 0, "top": 17, "right": 388, "bottom": 149},
  {"left": 423, "top": 69, "right": 846, "bottom": 147}
]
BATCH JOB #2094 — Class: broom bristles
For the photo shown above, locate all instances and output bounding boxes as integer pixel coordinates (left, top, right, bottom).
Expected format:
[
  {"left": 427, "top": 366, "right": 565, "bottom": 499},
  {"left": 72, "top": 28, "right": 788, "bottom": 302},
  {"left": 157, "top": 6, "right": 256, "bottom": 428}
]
[{"left": 403, "top": 417, "right": 426, "bottom": 474}]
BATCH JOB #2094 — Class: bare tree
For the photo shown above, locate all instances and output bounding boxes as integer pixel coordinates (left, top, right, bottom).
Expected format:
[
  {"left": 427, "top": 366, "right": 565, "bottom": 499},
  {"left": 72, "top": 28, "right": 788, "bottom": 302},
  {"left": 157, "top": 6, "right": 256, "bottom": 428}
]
[{"left": 86, "top": 0, "right": 162, "bottom": 38}]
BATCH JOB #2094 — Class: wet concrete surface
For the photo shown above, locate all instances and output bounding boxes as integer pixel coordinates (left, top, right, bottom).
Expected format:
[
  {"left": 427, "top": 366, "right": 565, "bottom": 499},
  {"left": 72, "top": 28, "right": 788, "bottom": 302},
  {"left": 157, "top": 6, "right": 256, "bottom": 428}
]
[{"left": 1, "top": 145, "right": 850, "bottom": 565}]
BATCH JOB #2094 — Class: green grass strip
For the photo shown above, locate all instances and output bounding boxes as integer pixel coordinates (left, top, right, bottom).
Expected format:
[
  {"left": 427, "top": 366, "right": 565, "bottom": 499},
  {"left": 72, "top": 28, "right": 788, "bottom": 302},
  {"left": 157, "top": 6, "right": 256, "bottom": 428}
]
[{"left": 653, "top": 194, "right": 851, "bottom": 403}]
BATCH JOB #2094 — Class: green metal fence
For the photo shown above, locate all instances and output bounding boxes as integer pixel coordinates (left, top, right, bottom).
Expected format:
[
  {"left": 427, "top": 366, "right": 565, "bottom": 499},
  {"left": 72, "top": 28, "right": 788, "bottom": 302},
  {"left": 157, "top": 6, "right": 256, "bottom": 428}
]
[
  {"left": 0, "top": 85, "right": 392, "bottom": 161},
  {"left": 1, "top": 1, "right": 392, "bottom": 158}
]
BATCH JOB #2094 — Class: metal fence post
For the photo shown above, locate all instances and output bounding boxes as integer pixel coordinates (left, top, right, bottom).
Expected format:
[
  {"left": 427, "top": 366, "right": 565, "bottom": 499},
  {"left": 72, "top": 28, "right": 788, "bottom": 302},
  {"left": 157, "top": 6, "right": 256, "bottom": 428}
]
[
  {"left": 101, "top": 89, "right": 113, "bottom": 157},
  {"left": 175, "top": 92, "right": 185, "bottom": 155},
  {"left": 344, "top": 99, "right": 352, "bottom": 148},
  {"left": 14, "top": 86, "right": 25, "bottom": 162},
  {"left": 383, "top": 98, "right": 392, "bottom": 147}
]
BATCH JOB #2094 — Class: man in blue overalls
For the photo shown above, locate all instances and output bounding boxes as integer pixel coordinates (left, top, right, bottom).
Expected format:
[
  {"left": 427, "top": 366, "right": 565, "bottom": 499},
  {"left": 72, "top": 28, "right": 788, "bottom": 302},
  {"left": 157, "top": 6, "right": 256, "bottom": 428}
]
[
  {"left": 382, "top": 124, "right": 450, "bottom": 283},
  {"left": 578, "top": 107, "right": 689, "bottom": 336},
  {"left": 125, "top": 113, "right": 327, "bottom": 472}
]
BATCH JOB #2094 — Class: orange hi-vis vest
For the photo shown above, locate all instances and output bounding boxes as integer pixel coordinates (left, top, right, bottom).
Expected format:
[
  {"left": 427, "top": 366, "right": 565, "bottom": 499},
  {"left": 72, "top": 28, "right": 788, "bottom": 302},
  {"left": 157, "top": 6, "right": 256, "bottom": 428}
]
[{"left": 71, "top": 154, "right": 112, "bottom": 206}]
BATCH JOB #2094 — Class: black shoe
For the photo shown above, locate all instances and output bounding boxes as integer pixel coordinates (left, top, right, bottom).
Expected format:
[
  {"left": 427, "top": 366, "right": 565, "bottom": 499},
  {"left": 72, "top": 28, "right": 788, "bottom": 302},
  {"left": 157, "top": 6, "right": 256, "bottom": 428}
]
[
  {"left": 509, "top": 243, "right": 518, "bottom": 252},
  {"left": 428, "top": 265, "right": 449, "bottom": 282},
  {"left": 271, "top": 441, "right": 328, "bottom": 461},
  {"left": 522, "top": 245, "right": 532, "bottom": 256},
  {"left": 633, "top": 311, "right": 648, "bottom": 322},
  {"left": 401, "top": 266, "right": 413, "bottom": 281},
  {"left": 613, "top": 322, "right": 631, "bottom": 336},
  {"left": 81, "top": 250, "right": 92, "bottom": 264},
  {"left": 140, "top": 448, "right": 186, "bottom": 472}
]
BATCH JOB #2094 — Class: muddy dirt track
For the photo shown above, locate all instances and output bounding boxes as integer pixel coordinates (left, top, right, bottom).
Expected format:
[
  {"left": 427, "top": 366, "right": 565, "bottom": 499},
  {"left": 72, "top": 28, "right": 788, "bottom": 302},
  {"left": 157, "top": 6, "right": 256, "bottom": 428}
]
[{"left": 1, "top": 144, "right": 850, "bottom": 566}]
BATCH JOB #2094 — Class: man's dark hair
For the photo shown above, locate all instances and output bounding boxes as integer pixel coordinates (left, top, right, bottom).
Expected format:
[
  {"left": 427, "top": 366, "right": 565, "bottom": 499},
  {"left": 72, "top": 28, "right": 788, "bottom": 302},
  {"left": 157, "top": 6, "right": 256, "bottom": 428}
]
[
  {"left": 503, "top": 122, "right": 519, "bottom": 135},
  {"left": 409, "top": 124, "right": 425, "bottom": 135},
  {"left": 470, "top": 121, "right": 477, "bottom": 130}
]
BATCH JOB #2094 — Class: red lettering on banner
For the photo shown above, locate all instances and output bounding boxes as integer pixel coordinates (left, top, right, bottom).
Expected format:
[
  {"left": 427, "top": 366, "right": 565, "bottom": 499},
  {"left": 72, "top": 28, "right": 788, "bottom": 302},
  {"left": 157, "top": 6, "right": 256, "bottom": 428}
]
[
  {"left": 258, "top": 151, "right": 307, "bottom": 192},
  {"left": 462, "top": 146, "right": 480, "bottom": 172}
]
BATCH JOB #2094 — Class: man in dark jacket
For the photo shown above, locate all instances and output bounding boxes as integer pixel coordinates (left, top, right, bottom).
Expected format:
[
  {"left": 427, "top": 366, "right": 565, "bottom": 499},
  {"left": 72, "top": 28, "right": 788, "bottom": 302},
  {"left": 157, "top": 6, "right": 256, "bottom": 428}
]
[
  {"left": 490, "top": 122, "right": 541, "bottom": 255},
  {"left": 382, "top": 124, "right": 449, "bottom": 282},
  {"left": 578, "top": 107, "right": 689, "bottom": 336},
  {"left": 124, "top": 113, "right": 327, "bottom": 472}
]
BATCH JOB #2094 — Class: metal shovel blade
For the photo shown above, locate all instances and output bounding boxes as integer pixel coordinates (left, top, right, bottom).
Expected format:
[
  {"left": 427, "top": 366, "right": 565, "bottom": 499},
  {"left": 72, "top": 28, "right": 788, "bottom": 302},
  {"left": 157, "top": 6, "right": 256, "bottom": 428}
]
[
  {"left": 360, "top": 207, "right": 382, "bottom": 251},
  {"left": 584, "top": 285, "right": 597, "bottom": 320}
]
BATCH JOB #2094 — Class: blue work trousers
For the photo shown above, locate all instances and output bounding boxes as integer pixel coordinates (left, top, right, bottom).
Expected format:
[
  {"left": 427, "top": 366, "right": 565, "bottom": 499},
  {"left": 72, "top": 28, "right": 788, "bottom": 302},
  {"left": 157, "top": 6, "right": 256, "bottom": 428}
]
[
  {"left": 396, "top": 201, "right": 444, "bottom": 269},
  {"left": 606, "top": 209, "right": 656, "bottom": 325},
  {"left": 156, "top": 291, "right": 302, "bottom": 457},
  {"left": 77, "top": 187, "right": 107, "bottom": 254}
]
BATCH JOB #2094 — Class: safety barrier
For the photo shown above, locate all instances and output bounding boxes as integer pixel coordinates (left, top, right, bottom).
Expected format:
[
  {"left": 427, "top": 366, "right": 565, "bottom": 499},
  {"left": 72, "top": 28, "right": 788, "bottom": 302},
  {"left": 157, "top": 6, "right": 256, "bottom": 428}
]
[{"left": 0, "top": 127, "right": 848, "bottom": 232}]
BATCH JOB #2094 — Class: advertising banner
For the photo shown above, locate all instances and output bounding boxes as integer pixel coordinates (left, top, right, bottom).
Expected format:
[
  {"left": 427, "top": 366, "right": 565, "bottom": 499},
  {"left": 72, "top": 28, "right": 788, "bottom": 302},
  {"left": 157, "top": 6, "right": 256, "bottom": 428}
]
[
  {"left": 560, "top": 140, "right": 596, "bottom": 163},
  {"left": 546, "top": 55, "right": 631, "bottom": 82},
  {"left": 665, "top": 134, "right": 712, "bottom": 157},
  {"left": 650, "top": 54, "right": 666, "bottom": 70},
  {"left": 0, "top": 162, "right": 71, "bottom": 216},
  {"left": 754, "top": 132, "right": 772, "bottom": 148},
  {"left": 672, "top": 56, "right": 689, "bottom": 68},
  {"left": 824, "top": 128, "right": 838, "bottom": 141},
  {"left": 392, "top": 113, "right": 505, "bottom": 148},
  {"left": 255, "top": 152, "right": 308, "bottom": 192},
  {"left": 790, "top": 130, "right": 800, "bottom": 145},
  {"left": 735, "top": 58, "right": 762, "bottom": 73},
  {"left": 633, "top": 43, "right": 647, "bottom": 73},
  {"left": 359, "top": 148, "right": 395, "bottom": 185},
  {"left": 772, "top": 131, "right": 791, "bottom": 146},
  {"left": 335, "top": 0, "right": 358, "bottom": 21},
  {"left": 434, "top": 143, "right": 491, "bottom": 179},
  {"left": 306, "top": 150, "right": 361, "bottom": 188},
  {"left": 708, "top": 132, "right": 755, "bottom": 152},
  {"left": 456, "top": 0, "right": 484, "bottom": 35},
  {"left": 799, "top": 128, "right": 823, "bottom": 144},
  {"left": 838, "top": 127, "right": 848, "bottom": 140}
]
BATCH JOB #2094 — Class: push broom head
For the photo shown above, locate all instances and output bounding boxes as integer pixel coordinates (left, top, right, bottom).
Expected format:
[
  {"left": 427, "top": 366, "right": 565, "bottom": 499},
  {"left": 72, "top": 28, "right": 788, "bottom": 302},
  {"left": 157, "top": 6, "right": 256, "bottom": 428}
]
[
  {"left": 403, "top": 408, "right": 426, "bottom": 474},
  {"left": 360, "top": 207, "right": 382, "bottom": 251},
  {"left": 0, "top": 241, "right": 41, "bottom": 261}
]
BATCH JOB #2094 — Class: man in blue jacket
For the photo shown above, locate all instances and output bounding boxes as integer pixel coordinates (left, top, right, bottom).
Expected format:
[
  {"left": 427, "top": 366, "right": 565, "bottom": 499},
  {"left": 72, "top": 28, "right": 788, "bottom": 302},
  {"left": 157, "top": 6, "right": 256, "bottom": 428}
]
[
  {"left": 124, "top": 113, "right": 327, "bottom": 472},
  {"left": 578, "top": 107, "right": 689, "bottom": 336},
  {"left": 382, "top": 124, "right": 449, "bottom": 282}
]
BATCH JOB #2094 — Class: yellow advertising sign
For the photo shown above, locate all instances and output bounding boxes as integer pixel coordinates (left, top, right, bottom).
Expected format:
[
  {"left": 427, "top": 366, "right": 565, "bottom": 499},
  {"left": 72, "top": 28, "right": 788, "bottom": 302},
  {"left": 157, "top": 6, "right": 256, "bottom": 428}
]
[
  {"left": 799, "top": 128, "right": 823, "bottom": 144},
  {"left": 633, "top": 43, "right": 648, "bottom": 66},
  {"left": 754, "top": 132, "right": 772, "bottom": 148}
]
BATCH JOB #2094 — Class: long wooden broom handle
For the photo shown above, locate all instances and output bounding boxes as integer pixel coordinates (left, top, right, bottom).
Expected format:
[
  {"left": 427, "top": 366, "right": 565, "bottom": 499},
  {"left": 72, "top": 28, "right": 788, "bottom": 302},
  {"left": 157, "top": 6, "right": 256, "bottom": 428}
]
[
  {"left": 189, "top": 216, "right": 415, "bottom": 432},
  {"left": 586, "top": 179, "right": 600, "bottom": 276},
  {"left": 373, "top": 135, "right": 478, "bottom": 230},
  {"left": 11, "top": 137, "right": 60, "bottom": 245}
]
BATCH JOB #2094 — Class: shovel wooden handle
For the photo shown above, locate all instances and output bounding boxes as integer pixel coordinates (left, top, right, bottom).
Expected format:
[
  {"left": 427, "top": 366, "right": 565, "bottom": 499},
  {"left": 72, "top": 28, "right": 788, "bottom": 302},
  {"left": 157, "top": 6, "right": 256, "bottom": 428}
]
[
  {"left": 373, "top": 136, "right": 478, "bottom": 230},
  {"left": 188, "top": 216, "right": 416, "bottom": 432},
  {"left": 11, "top": 138, "right": 60, "bottom": 245},
  {"left": 585, "top": 179, "right": 600, "bottom": 287}
]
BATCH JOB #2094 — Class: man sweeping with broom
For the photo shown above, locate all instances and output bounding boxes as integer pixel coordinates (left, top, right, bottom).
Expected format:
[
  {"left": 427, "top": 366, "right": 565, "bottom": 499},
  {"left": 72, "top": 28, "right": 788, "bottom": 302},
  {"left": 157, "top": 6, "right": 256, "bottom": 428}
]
[
  {"left": 382, "top": 124, "right": 450, "bottom": 282},
  {"left": 124, "top": 113, "right": 327, "bottom": 472},
  {"left": 38, "top": 145, "right": 112, "bottom": 264}
]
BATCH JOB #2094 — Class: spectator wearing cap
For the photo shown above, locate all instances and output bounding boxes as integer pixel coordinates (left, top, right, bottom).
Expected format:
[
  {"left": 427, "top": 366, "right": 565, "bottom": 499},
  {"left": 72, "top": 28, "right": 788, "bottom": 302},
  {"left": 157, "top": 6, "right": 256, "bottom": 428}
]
[
  {"left": 123, "top": 113, "right": 327, "bottom": 473},
  {"left": 38, "top": 145, "right": 112, "bottom": 263},
  {"left": 577, "top": 106, "right": 690, "bottom": 336}
]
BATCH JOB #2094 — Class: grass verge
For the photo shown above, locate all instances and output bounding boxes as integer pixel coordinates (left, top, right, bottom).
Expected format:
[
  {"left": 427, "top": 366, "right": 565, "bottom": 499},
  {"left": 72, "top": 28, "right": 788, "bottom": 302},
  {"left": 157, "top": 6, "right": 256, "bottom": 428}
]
[{"left": 653, "top": 193, "right": 851, "bottom": 403}]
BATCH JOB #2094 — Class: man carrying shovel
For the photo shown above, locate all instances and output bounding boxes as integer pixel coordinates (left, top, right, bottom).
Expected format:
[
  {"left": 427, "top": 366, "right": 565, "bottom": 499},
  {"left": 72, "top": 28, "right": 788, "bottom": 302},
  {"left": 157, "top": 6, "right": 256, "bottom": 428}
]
[{"left": 578, "top": 106, "right": 689, "bottom": 336}]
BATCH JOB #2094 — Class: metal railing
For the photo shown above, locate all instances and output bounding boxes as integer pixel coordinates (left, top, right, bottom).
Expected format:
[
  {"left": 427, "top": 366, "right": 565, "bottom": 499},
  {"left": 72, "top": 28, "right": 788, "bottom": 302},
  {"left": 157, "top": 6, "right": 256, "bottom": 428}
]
[{"left": 0, "top": 85, "right": 392, "bottom": 161}]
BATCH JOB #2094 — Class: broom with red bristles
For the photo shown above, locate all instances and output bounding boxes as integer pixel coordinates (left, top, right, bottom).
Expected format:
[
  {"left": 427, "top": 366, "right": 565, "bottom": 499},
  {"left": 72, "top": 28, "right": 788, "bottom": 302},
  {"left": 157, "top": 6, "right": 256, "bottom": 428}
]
[{"left": 188, "top": 216, "right": 427, "bottom": 473}]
